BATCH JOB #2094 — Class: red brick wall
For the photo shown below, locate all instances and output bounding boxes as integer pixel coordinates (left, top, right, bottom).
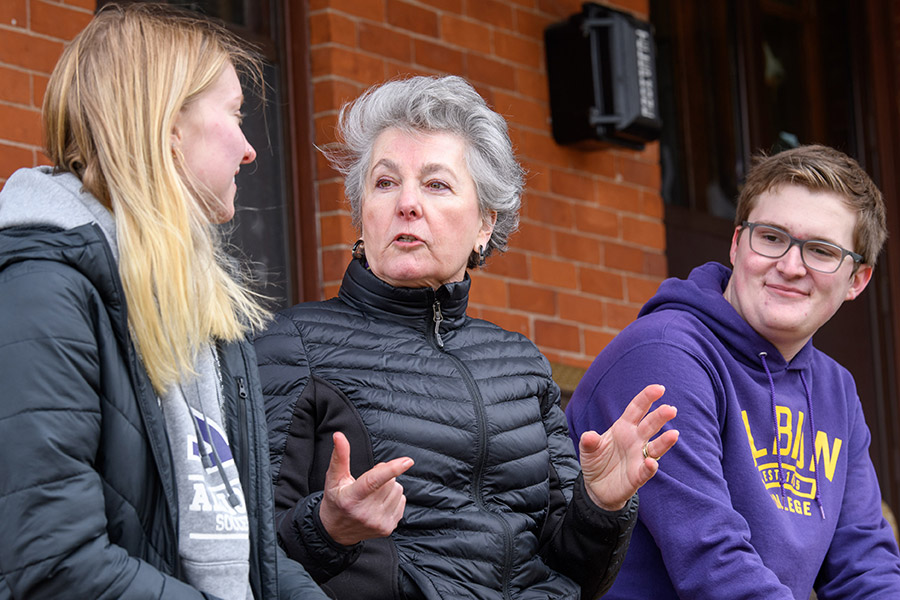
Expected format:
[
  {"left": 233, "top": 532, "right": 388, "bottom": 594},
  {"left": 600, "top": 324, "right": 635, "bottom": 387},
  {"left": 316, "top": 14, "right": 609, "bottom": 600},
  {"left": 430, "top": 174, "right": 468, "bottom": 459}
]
[
  {"left": 311, "top": 0, "right": 666, "bottom": 370},
  {"left": 0, "top": 0, "right": 666, "bottom": 373},
  {"left": 0, "top": 0, "right": 94, "bottom": 185}
]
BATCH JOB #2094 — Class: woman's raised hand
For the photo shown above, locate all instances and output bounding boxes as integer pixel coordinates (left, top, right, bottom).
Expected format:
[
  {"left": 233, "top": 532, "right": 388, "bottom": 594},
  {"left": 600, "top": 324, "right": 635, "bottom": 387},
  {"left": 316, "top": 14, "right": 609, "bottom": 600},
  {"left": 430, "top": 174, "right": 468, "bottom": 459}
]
[
  {"left": 578, "top": 384, "right": 679, "bottom": 511},
  {"left": 318, "top": 432, "right": 414, "bottom": 546}
]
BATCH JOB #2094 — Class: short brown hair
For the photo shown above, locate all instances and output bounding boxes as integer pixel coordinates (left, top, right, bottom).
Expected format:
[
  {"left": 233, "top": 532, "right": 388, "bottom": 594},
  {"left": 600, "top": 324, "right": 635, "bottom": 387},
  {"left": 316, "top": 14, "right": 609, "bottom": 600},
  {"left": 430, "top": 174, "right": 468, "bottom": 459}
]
[{"left": 735, "top": 145, "right": 887, "bottom": 266}]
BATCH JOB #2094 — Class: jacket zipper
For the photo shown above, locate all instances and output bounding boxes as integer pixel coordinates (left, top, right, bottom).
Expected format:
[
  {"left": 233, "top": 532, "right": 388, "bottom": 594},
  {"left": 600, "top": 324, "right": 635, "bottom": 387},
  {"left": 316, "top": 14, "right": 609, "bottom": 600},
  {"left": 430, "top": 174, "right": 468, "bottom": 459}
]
[
  {"left": 235, "top": 374, "right": 251, "bottom": 494},
  {"left": 432, "top": 301, "right": 445, "bottom": 348},
  {"left": 428, "top": 299, "right": 514, "bottom": 600},
  {"left": 233, "top": 343, "right": 264, "bottom": 597}
]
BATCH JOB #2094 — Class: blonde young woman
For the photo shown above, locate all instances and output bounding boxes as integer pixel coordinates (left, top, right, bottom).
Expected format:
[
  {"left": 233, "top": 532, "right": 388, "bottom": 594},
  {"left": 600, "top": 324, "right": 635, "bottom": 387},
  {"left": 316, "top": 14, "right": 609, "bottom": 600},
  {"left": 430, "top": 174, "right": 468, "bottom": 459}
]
[{"left": 0, "top": 4, "right": 326, "bottom": 599}]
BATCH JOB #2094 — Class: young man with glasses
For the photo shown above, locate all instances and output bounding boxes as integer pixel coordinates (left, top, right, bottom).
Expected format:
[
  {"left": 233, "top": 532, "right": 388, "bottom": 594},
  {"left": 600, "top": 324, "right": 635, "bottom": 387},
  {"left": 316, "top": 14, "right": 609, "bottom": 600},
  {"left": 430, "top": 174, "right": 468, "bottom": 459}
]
[{"left": 567, "top": 145, "right": 900, "bottom": 599}]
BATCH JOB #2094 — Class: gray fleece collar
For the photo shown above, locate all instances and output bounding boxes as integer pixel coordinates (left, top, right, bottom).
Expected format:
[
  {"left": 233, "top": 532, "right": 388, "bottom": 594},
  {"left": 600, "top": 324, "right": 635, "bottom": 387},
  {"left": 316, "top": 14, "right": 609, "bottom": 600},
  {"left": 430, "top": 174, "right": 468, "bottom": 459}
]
[{"left": 0, "top": 166, "right": 119, "bottom": 260}]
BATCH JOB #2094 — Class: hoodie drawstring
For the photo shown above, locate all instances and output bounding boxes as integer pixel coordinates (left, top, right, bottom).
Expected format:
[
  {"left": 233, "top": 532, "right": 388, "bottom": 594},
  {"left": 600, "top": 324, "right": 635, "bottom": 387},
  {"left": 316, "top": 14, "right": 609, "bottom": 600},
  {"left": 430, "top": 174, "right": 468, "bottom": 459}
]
[
  {"left": 759, "top": 352, "right": 824, "bottom": 520},
  {"left": 199, "top": 384, "right": 241, "bottom": 508},
  {"left": 759, "top": 352, "right": 786, "bottom": 508},
  {"left": 181, "top": 382, "right": 241, "bottom": 508},
  {"left": 186, "top": 392, "right": 214, "bottom": 468},
  {"left": 799, "top": 371, "right": 825, "bottom": 519},
  {"left": 178, "top": 348, "right": 242, "bottom": 509},
  {"left": 206, "top": 346, "right": 240, "bottom": 507}
]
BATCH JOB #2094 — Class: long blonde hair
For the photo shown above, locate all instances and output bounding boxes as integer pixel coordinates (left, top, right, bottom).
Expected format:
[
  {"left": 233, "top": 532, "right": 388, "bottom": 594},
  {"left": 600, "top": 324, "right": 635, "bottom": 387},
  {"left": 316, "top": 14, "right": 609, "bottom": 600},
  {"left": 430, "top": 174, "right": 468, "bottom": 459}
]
[{"left": 43, "top": 3, "right": 269, "bottom": 394}]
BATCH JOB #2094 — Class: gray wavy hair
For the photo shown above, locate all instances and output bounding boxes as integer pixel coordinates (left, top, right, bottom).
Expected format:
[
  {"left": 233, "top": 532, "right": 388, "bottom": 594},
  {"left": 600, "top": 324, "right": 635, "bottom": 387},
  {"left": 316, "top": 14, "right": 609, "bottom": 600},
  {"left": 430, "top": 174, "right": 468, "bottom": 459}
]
[{"left": 323, "top": 75, "right": 524, "bottom": 268}]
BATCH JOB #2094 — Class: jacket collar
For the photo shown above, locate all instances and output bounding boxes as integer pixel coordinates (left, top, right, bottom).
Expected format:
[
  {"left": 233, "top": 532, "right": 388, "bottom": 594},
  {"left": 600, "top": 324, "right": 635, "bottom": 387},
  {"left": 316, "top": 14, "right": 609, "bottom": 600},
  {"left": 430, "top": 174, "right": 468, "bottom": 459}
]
[
  {"left": 0, "top": 223, "right": 125, "bottom": 337},
  {"left": 337, "top": 257, "right": 470, "bottom": 331}
]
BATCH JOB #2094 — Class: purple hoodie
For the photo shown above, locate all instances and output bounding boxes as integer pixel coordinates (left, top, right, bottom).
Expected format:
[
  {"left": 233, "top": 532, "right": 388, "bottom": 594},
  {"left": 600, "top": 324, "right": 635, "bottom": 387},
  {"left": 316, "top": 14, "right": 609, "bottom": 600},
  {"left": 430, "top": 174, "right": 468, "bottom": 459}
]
[{"left": 566, "top": 262, "right": 900, "bottom": 599}]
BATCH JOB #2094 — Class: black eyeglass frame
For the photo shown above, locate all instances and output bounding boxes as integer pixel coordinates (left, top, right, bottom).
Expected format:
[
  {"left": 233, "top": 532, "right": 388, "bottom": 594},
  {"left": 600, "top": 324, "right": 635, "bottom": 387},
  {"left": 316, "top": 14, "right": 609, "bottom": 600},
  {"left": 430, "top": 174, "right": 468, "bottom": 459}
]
[{"left": 740, "top": 221, "right": 864, "bottom": 274}]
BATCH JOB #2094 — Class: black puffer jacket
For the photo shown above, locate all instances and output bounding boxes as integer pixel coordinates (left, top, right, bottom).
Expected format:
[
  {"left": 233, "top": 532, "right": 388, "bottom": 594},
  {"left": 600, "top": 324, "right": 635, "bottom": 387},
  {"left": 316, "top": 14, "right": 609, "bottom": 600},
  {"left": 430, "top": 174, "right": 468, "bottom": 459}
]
[
  {"left": 0, "top": 223, "right": 326, "bottom": 599},
  {"left": 256, "top": 258, "right": 638, "bottom": 600}
]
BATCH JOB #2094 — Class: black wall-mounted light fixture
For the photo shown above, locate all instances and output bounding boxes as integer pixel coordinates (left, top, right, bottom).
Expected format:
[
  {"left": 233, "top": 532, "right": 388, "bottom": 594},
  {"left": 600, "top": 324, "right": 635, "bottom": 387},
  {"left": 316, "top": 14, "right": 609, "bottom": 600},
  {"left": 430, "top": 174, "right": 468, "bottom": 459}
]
[{"left": 545, "top": 3, "right": 662, "bottom": 150}]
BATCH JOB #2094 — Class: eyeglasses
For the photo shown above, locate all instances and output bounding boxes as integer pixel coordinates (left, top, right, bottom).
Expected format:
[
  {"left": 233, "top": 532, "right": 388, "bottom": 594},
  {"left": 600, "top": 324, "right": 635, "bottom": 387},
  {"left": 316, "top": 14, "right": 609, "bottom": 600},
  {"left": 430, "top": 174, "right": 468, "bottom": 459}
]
[{"left": 741, "top": 221, "right": 863, "bottom": 274}]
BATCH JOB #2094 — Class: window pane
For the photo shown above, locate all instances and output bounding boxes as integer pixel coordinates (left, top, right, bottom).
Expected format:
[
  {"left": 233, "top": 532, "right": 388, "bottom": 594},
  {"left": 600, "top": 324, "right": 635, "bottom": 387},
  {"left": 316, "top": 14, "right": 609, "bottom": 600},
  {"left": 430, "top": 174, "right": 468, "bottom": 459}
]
[
  {"left": 229, "top": 62, "right": 293, "bottom": 308},
  {"left": 169, "top": 0, "right": 248, "bottom": 27},
  {"left": 760, "top": 15, "right": 808, "bottom": 151}
]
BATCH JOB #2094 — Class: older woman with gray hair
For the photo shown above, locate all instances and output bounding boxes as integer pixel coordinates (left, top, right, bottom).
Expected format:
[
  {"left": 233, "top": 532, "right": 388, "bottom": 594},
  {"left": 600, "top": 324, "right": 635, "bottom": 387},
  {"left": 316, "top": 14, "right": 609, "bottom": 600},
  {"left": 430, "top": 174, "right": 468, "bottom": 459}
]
[{"left": 255, "top": 75, "right": 678, "bottom": 600}]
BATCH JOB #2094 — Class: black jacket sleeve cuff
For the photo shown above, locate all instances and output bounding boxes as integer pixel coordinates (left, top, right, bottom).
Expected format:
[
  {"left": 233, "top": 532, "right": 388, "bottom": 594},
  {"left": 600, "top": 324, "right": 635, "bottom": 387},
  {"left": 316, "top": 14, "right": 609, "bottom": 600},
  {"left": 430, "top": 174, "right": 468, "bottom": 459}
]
[
  {"left": 557, "top": 474, "right": 639, "bottom": 600},
  {"left": 278, "top": 491, "right": 362, "bottom": 583}
]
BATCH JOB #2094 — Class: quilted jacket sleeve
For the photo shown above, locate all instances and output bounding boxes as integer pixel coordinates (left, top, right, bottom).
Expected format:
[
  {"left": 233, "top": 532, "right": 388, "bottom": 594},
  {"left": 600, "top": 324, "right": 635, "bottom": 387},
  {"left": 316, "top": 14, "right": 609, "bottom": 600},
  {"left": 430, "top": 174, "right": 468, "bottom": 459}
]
[
  {"left": 537, "top": 375, "right": 639, "bottom": 600},
  {"left": 255, "top": 311, "right": 361, "bottom": 583},
  {"left": 0, "top": 260, "right": 209, "bottom": 599},
  {"left": 274, "top": 545, "right": 333, "bottom": 600}
]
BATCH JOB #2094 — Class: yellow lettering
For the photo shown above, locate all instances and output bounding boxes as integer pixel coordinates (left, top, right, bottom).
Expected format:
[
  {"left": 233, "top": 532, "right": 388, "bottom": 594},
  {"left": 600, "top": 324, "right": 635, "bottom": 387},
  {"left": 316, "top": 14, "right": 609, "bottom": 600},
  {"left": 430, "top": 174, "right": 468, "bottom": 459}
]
[
  {"left": 772, "top": 406, "right": 792, "bottom": 456},
  {"left": 770, "top": 493, "right": 812, "bottom": 516},
  {"left": 742, "top": 411, "right": 768, "bottom": 464},
  {"left": 814, "top": 430, "right": 843, "bottom": 481},
  {"left": 791, "top": 411, "right": 805, "bottom": 468}
]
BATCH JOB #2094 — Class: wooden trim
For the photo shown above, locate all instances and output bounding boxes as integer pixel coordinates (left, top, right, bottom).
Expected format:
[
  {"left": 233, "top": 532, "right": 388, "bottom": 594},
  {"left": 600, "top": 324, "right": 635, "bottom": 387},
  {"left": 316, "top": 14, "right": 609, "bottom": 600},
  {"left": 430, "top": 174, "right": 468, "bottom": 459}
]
[
  {"left": 281, "top": 0, "right": 320, "bottom": 302},
  {"left": 863, "top": 0, "right": 900, "bottom": 510}
]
